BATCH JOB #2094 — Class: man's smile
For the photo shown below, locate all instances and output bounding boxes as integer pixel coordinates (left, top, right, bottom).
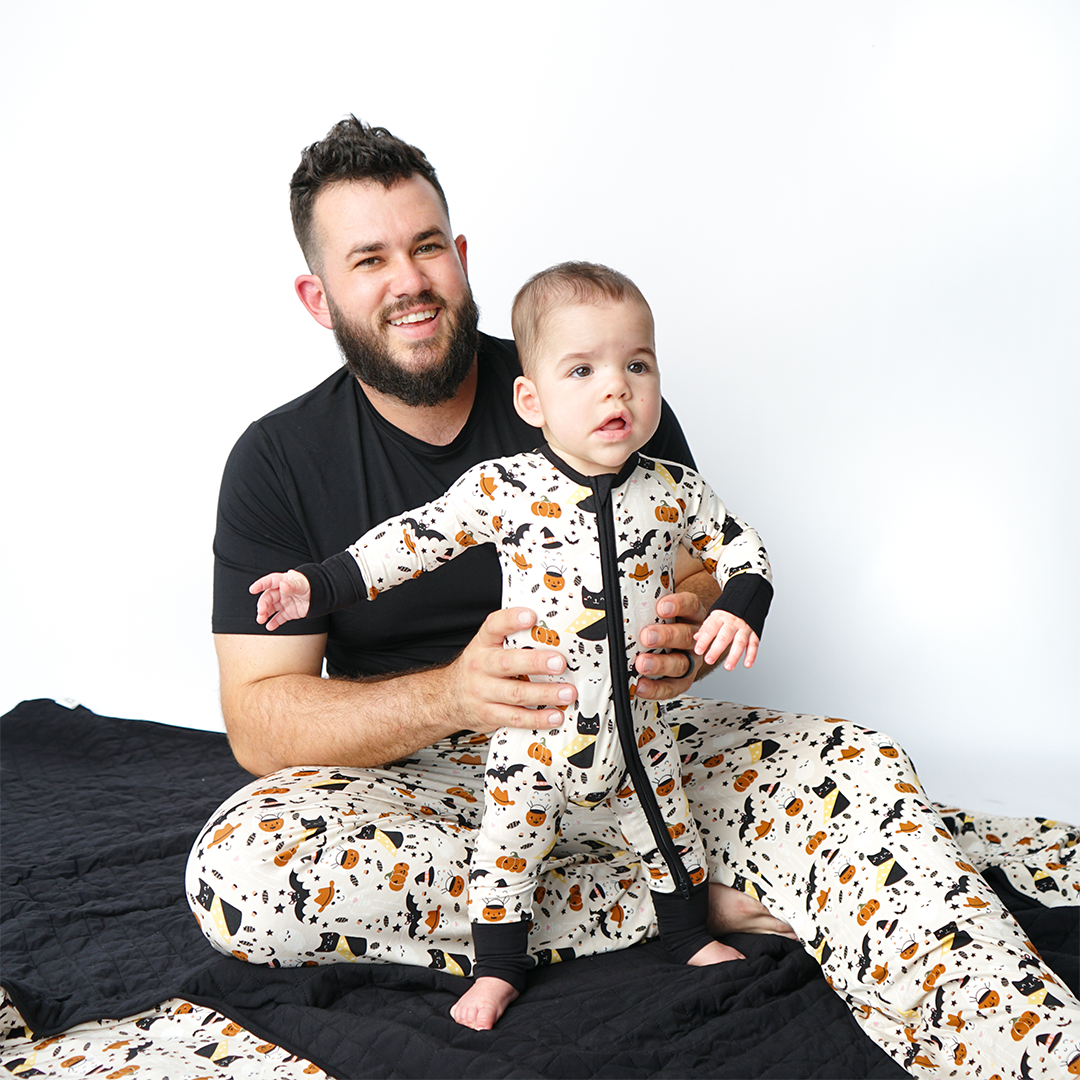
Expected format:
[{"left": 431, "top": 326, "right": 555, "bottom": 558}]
[{"left": 389, "top": 307, "right": 439, "bottom": 327}]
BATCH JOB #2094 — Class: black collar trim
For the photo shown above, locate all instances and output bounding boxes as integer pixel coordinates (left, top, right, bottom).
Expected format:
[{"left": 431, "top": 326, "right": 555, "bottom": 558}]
[{"left": 539, "top": 444, "right": 640, "bottom": 495}]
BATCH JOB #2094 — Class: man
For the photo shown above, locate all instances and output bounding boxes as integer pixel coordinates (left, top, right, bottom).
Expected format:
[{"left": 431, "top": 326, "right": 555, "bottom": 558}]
[
  {"left": 188, "top": 119, "right": 1079, "bottom": 1070},
  {"left": 210, "top": 119, "right": 718, "bottom": 781}
]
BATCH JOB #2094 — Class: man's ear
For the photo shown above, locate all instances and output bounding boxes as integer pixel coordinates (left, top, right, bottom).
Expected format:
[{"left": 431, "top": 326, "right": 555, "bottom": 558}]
[
  {"left": 455, "top": 234, "right": 468, "bottom": 277},
  {"left": 295, "top": 275, "right": 334, "bottom": 329},
  {"left": 513, "top": 375, "right": 545, "bottom": 429}
]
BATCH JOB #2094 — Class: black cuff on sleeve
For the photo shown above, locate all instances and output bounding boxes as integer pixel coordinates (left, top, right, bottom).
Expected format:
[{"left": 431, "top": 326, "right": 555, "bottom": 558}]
[
  {"left": 652, "top": 882, "right": 715, "bottom": 964},
  {"left": 709, "top": 574, "right": 774, "bottom": 639},
  {"left": 294, "top": 552, "right": 368, "bottom": 620},
  {"left": 471, "top": 919, "right": 533, "bottom": 992}
]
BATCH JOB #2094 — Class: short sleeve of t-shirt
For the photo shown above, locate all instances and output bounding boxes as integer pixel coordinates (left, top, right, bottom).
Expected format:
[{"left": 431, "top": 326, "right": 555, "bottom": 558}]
[{"left": 212, "top": 333, "right": 696, "bottom": 677}]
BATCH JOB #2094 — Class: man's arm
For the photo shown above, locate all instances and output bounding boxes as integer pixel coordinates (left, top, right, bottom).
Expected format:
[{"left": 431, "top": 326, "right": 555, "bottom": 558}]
[{"left": 217, "top": 607, "right": 576, "bottom": 777}]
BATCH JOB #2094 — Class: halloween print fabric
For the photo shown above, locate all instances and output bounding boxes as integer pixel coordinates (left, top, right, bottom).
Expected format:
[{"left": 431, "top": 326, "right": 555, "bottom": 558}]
[
  {"left": 0, "top": 989, "right": 328, "bottom": 1079},
  {"left": 303, "top": 449, "right": 770, "bottom": 929},
  {"left": 188, "top": 704, "right": 1079, "bottom": 1078}
]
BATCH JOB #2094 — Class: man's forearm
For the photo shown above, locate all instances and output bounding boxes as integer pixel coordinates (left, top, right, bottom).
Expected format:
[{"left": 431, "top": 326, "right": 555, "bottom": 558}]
[{"left": 218, "top": 635, "right": 465, "bottom": 776}]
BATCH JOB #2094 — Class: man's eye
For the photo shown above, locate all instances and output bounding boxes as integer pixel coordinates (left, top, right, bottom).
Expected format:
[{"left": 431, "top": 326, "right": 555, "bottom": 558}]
[
  {"left": 416, "top": 243, "right": 442, "bottom": 255},
  {"left": 356, "top": 256, "right": 380, "bottom": 268}
]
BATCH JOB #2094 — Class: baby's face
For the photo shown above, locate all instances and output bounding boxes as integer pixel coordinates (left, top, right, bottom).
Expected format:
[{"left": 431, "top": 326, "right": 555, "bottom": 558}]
[{"left": 514, "top": 298, "right": 661, "bottom": 476}]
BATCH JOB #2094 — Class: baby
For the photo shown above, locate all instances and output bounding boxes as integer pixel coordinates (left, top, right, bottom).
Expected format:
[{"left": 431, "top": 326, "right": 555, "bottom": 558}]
[{"left": 251, "top": 262, "right": 774, "bottom": 1029}]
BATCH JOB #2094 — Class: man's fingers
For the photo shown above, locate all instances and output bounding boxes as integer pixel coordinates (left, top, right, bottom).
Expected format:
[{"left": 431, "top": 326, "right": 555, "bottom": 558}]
[
  {"left": 454, "top": 607, "right": 574, "bottom": 732},
  {"left": 656, "top": 590, "right": 708, "bottom": 623},
  {"left": 640, "top": 619, "right": 699, "bottom": 652},
  {"left": 474, "top": 606, "right": 537, "bottom": 649}
]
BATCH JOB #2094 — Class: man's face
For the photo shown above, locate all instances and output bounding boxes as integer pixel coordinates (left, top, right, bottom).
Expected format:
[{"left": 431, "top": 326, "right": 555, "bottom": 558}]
[{"left": 309, "top": 176, "right": 478, "bottom": 407}]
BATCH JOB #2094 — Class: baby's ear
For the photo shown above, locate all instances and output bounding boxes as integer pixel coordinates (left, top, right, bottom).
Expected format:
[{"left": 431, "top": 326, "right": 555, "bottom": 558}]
[{"left": 513, "top": 375, "right": 545, "bottom": 429}]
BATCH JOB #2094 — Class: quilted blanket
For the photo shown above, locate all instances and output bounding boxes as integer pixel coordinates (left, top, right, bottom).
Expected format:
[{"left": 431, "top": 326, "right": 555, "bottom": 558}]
[{"left": 3, "top": 699, "right": 1076, "bottom": 1079}]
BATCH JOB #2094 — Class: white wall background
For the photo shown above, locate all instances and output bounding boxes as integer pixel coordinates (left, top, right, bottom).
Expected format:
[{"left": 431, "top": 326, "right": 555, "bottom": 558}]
[{"left": 3, "top": 1, "right": 1076, "bottom": 821}]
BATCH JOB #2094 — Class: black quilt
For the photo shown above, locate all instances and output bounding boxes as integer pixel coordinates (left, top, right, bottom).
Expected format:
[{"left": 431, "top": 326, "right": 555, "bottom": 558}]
[{"left": 3, "top": 699, "right": 1077, "bottom": 1079}]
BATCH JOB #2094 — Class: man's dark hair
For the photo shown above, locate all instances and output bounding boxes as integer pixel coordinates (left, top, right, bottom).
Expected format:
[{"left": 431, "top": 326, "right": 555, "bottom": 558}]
[{"left": 290, "top": 116, "right": 448, "bottom": 272}]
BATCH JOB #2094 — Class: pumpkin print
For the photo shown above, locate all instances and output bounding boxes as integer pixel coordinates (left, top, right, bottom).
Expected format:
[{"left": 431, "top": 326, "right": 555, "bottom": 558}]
[
  {"left": 528, "top": 741, "right": 552, "bottom": 766},
  {"left": 655, "top": 502, "right": 679, "bottom": 522},
  {"left": 531, "top": 622, "right": 560, "bottom": 646},
  {"left": 497, "top": 854, "right": 528, "bottom": 874},
  {"left": 569, "top": 884, "right": 583, "bottom": 911},
  {"left": 543, "top": 566, "right": 565, "bottom": 590},
  {"left": 858, "top": 898, "right": 879, "bottom": 924},
  {"left": 638, "top": 725, "right": 656, "bottom": 747},
  {"left": 734, "top": 768, "right": 758, "bottom": 792},
  {"left": 532, "top": 498, "right": 561, "bottom": 518},
  {"left": 1011, "top": 1011, "right": 1040, "bottom": 1040},
  {"left": 389, "top": 862, "right": 409, "bottom": 890}
]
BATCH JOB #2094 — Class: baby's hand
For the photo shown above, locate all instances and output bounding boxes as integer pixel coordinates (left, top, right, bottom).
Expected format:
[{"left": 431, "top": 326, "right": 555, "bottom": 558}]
[
  {"left": 249, "top": 570, "right": 312, "bottom": 631},
  {"left": 693, "top": 611, "right": 759, "bottom": 670}
]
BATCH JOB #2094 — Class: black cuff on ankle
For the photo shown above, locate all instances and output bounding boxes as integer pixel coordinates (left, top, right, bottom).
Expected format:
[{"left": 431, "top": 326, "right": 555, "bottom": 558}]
[
  {"left": 653, "top": 882, "right": 715, "bottom": 964},
  {"left": 471, "top": 919, "right": 533, "bottom": 992}
]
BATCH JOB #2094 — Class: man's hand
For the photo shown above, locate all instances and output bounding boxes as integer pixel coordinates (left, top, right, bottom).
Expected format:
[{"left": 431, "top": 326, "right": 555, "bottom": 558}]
[
  {"left": 445, "top": 607, "right": 576, "bottom": 733},
  {"left": 250, "top": 570, "right": 312, "bottom": 631},
  {"left": 694, "top": 610, "right": 760, "bottom": 670},
  {"left": 634, "top": 591, "right": 707, "bottom": 701}
]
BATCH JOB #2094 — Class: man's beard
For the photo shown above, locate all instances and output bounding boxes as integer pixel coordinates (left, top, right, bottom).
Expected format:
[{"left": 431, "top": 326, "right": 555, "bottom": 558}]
[{"left": 329, "top": 290, "right": 480, "bottom": 408}]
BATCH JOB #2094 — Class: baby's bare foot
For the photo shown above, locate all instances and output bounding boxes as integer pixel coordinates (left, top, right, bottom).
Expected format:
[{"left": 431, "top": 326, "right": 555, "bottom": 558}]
[
  {"left": 450, "top": 976, "right": 520, "bottom": 1030},
  {"left": 687, "top": 939, "right": 745, "bottom": 965}
]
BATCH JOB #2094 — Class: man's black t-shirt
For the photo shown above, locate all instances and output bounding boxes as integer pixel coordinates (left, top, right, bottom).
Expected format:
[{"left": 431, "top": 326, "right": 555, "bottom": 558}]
[{"left": 213, "top": 333, "right": 695, "bottom": 678}]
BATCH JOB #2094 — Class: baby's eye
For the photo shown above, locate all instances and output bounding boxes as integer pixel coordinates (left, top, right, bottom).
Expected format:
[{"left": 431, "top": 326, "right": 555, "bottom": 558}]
[
  {"left": 569, "top": 364, "right": 592, "bottom": 378},
  {"left": 628, "top": 360, "right": 650, "bottom": 374}
]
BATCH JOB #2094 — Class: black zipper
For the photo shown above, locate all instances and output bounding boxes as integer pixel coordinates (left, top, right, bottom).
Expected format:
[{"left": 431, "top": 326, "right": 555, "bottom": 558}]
[{"left": 591, "top": 474, "right": 692, "bottom": 899}]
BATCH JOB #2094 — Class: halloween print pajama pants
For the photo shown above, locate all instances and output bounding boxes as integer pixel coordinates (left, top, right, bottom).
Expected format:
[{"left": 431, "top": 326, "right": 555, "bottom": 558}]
[{"left": 187, "top": 702, "right": 1080, "bottom": 1078}]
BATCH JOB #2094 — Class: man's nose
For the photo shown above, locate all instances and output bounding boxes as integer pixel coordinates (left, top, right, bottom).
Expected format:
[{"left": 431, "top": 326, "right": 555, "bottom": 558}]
[{"left": 390, "top": 257, "right": 430, "bottom": 298}]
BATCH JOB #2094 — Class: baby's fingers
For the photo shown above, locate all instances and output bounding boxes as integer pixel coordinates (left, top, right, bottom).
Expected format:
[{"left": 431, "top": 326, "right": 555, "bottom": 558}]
[{"left": 249, "top": 572, "right": 284, "bottom": 594}]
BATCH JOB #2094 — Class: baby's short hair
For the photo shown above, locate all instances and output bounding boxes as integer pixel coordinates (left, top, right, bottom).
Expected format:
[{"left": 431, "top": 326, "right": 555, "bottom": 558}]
[{"left": 511, "top": 262, "right": 652, "bottom": 375}]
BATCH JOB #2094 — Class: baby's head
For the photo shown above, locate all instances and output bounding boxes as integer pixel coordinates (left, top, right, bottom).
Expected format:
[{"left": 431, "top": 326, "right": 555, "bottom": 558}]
[{"left": 510, "top": 262, "right": 661, "bottom": 476}]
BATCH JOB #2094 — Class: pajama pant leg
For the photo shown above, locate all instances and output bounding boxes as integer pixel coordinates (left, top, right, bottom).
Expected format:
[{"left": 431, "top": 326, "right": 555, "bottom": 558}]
[
  {"left": 185, "top": 749, "right": 661, "bottom": 975},
  {"left": 668, "top": 698, "right": 1080, "bottom": 1079}
]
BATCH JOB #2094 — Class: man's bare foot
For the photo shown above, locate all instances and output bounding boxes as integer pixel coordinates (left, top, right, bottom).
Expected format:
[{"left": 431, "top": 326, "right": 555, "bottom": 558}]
[
  {"left": 687, "top": 939, "right": 745, "bottom": 965},
  {"left": 450, "top": 976, "right": 520, "bottom": 1030},
  {"left": 708, "top": 883, "right": 799, "bottom": 941}
]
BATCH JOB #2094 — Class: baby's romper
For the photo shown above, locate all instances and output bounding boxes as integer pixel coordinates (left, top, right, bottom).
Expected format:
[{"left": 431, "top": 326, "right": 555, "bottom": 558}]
[{"left": 299, "top": 446, "right": 773, "bottom": 987}]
